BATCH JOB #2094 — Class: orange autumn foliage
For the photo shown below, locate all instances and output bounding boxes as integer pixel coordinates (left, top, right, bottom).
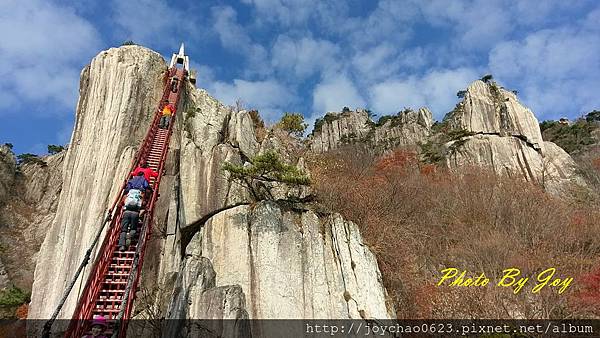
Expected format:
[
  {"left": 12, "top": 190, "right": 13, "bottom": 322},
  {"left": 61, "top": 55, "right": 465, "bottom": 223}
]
[
  {"left": 309, "top": 145, "right": 600, "bottom": 319},
  {"left": 15, "top": 304, "right": 28, "bottom": 319}
]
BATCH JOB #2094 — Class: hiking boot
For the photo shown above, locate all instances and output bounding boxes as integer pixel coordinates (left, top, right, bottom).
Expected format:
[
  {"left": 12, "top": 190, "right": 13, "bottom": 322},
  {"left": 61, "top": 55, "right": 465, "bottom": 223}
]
[
  {"left": 126, "top": 232, "right": 132, "bottom": 246},
  {"left": 119, "top": 246, "right": 126, "bottom": 251}
]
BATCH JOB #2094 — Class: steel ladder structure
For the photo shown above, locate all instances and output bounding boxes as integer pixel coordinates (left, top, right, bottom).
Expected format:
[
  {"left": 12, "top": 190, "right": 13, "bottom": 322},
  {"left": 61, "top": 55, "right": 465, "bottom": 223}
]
[{"left": 64, "top": 45, "right": 190, "bottom": 338}]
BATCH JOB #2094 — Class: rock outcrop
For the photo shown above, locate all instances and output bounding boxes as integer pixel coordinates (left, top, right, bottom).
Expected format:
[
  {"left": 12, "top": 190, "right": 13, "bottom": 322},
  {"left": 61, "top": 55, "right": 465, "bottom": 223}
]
[
  {"left": 309, "top": 108, "right": 433, "bottom": 153},
  {"left": 0, "top": 153, "right": 65, "bottom": 290},
  {"left": 28, "top": 46, "right": 166, "bottom": 319},
  {"left": 309, "top": 110, "right": 372, "bottom": 153},
  {"left": 0, "top": 145, "right": 17, "bottom": 206},
  {"left": 373, "top": 108, "right": 433, "bottom": 151},
  {"left": 148, "top": 83, "right": 394, "bottom": 332},
  {"left": 27, "top": 45, "right": 395, "bottom": 333},
  {"left": 447, "top": 81, "right": 544, "bottom": 150},
  {"left": 196, "top": 202, "right": 391, "bottom": 320},
  {"left": 443, "top": 80, "right": 581, "bottom": 192}
]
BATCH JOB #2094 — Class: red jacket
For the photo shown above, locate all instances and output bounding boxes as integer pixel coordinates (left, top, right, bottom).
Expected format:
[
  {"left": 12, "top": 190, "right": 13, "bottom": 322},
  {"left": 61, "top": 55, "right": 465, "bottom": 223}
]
[{"left": 131, "top": 167, "right": 159, "bottom": 182}]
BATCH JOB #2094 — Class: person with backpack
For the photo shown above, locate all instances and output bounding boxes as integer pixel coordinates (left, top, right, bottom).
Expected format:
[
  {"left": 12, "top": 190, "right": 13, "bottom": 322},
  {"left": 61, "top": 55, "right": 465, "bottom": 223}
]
[
  {"left": 159, "top": 100, "right": 175, "bottom": 129},
  {"left": 120, "top": 172, "right": 153, "bottom": 251},
  {"left": 170, "top": 76, "right": 179, "bottom": 93},
  {"left": 125, "top": 171, "right": 153, "bottom": 194},
  {"left": 131, "top": 162, "right": 159, "bottom": 182},
  {"left": 119, "top": 205, "right": 140, "bottom": 251}
]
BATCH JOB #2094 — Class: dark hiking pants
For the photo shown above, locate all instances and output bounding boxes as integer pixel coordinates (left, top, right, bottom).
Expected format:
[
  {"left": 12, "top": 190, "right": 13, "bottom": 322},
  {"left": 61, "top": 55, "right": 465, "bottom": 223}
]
[{"left": 119, "top": 210, "right": 139, "bottom": 247}]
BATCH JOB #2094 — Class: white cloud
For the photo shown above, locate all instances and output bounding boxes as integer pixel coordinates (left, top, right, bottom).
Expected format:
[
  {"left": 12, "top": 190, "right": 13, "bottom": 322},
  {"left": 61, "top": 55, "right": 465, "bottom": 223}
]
[
  {"left": 271, "top": 35, "right": 341, "bottom": 78},
  {"left": 0, "top": 0, "right": 101, "bottom": 114},
  {"left": 241, "top": 0, "right": 349, "bottom": 31},
  {"left": 209, "top": 78, "right": 295, "bottom": 122},
  {"left": 412, "top": 0, "right": 512, "bottom": 49},
  {"left": 489, "top": 24, "right": 600, "bottom": 119},
  {"left": 312, "top": 74, "right": 366, "bottom": 113},
  {"left": 369, "top": 68, "right": 478, "bottom": 118},
  {"left": 351, "top": 44, "right": 396, "bottom": 81},
  {"left": 110, "top": 0, "right": 201, "bottom": 50},
  {"left": 211, "top": 5, "right": 269, "bottom": 76},
  {"left": 340, "top": 0, "right": 416, "bottom": 49}
]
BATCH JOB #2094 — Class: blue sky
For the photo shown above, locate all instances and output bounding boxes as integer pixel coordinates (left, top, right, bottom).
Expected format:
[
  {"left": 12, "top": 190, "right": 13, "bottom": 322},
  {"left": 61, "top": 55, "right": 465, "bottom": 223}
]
[{"left": 1, "top": 0, "right": 599, "bottom": 154}]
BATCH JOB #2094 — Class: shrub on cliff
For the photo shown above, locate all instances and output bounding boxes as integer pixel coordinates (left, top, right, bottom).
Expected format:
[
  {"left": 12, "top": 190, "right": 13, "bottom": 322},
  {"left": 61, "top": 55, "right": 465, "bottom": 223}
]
[
  {"left": 481, "top": 74, "right": 493, "bottom": 83},
  {"left": 0, "top": 286, "right": 30, "bottom": 307},
  {"left": 47, "top": 144, "right": 64, "bottom": 154},
  {"left": 278, "top": 112, "right": 307, "bottom": 137},
  {"left": 585, "top": 110, "right": 600, "bottom": 123},
  {"left": 223, "top": 150, "right": 310, "bottom": 200},
  {"left": 312, "top": 113, "right": 341, "bottom": 135},
  {"left": 16, "top": 153, "right": 46, "bottom": 166},
  {"left": 248, "top": 109, "right": 268, "bottom": 141},
  {"left": 541, "top": 119, "right": 596, "bottom": 153}
]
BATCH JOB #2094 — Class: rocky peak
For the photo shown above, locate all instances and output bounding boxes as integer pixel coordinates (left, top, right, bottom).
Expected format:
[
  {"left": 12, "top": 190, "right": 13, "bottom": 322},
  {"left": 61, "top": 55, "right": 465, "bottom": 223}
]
[
  {"left": 309, "top": 107, "right": 433, "bottom": 153},
  {"left": 308, "top": 109, "right": 372, "bottom": 153},
  {"left": 447, "top": 80, "right": 544, "bottom": 151},
  {"left": 440, "top": 80, "right": 582, "bottom": 193},
  {"left": 28, "top": 45, "right": 165, "bottom": 320},
  {"left": 373, "top": 107, "right": 433, "bottom": 150},
  {"left": 26, "top": 45, "right": 394, "bottom": 331}
]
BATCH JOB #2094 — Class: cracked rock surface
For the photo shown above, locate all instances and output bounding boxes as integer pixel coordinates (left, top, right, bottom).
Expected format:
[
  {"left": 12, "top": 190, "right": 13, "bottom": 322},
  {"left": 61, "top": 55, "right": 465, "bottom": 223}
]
[
  {"left": 153, "top": 83, "right": 394, "bottom": 333},
  {"left": 443, "top": 80, "right": 581, "bottom": 193},
  {"left": 28, "top": 45, "right": 165, "bottom": 319},
  {"left": 159, "top": 201, "right": 393, "bottom": 336}
]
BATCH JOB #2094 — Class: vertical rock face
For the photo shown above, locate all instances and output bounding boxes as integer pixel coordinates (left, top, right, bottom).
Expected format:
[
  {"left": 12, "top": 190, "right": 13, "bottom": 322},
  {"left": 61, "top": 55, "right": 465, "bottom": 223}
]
[
  {"left": 151, "top": 85, "right": 394, "bottom": 333},
  {"left": 309, "top": 110, "right": 372, "bottom": 153},
  {"left": 309, "top": 108, "right": 432, "bottom": 153},
  {"left": 196, "top": 202, "right": 392, "bottom": 320},
  {"left": 0, "top": 145, "right": 17, "bottom": 205},
  {"left": 0, "top": 153, "right": 65, "bottom": 291},
  {"left": 443, "top": 80, "right": 581, "bottom": 192},
  {"left": 177, "top": 88, "right": 256, "bottom": 228},
  {"left": 373, "top": 107, "right": 433, "bottom": 150},
  {"left": 28, "top": 46, "right": 166, "bottom": 319},
  {"left": 0, "top": 146, "right": 13, "bottom": 289},
  {"left": 448, "top": 80, "right": 544, "bottom": 150}
]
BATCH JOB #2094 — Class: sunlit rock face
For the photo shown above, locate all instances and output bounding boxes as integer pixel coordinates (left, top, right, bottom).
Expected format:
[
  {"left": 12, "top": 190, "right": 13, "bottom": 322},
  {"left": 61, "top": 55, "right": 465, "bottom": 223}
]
[
  {"left": 443, "top": 80, "right": 581, "bottom": 192},
  {"left": 155, "top": 86, "right": 395, "bottom": 333},
  {"left": 28, "top": 46, "right": 165, "bottom": 319},
  {"left": 25, "top": 44, "right": 395, "bottom": 333},
  {"left": 309, "top": 108, "right": 433, "bottom": 153}
]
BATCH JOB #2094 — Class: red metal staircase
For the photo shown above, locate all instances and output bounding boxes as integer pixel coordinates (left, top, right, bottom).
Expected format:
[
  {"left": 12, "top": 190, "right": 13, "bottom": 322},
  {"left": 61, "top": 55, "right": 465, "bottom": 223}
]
[{"left": 64, "top": 49, "right": 189, "bottom": 337}]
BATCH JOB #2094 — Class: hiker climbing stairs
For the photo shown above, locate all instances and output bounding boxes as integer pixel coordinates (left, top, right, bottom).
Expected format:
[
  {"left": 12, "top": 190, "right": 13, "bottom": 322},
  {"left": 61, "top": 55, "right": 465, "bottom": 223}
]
[{"left": 58, "top": 45, "right": 191, "bottom": 338}]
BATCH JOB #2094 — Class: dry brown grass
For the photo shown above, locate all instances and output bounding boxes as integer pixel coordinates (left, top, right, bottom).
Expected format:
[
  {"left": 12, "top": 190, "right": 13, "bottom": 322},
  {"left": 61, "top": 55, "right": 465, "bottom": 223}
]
[{"left": 308, "top": 145, "right": 600, "bottom": 319}]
